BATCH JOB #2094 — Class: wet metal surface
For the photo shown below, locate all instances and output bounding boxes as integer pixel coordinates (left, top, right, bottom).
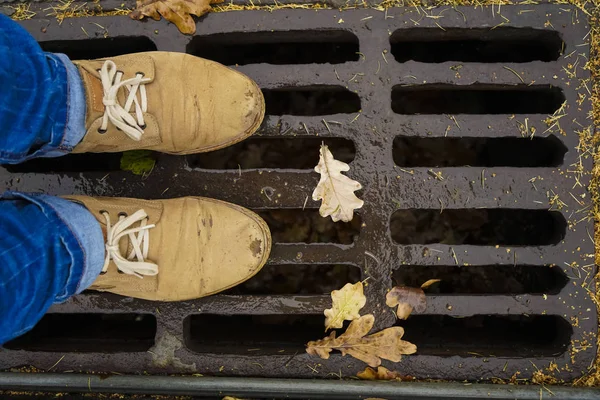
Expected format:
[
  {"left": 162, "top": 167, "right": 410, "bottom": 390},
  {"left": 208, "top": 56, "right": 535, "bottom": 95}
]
[{"left": 0, "top": 5, "right": 597, "bottom": 382}]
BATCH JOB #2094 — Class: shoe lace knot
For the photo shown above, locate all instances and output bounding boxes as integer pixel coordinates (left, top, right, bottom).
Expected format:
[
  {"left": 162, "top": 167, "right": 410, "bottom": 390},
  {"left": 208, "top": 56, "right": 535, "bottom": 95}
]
[
  {"left": 101, "top": 209, "right": 158, "bottom": 278},
  {"left": 99, "top": 60, "right": 151, "bottom": 141}
]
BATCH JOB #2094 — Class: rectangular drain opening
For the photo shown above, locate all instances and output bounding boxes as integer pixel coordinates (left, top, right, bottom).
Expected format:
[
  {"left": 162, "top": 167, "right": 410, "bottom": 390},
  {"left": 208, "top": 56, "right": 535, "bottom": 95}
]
[
  {"left": 391, "top": 84, "right": 565, "bottom": 114},
  {"left": 39, "top": 37, "right": 157, "bottom": 60},
  {"left": 224, "top": 264, "right": 362, "bottom": 295},
  {"left": 3, "top": 314, "right": 156, "bottom": 353},
  {"left": 186, "top": 30, "right": 360, "bottom": 65},
  {"left": 390, "top": 209, "right": 565, "bottom": 246},
  {"left": 393, "top": 265, "right": 567, "bottom": 294},
  {"left": 400, "top": 315, "right": 571, "bottom": 357},
  {"left": 186, "top": 138, "right": 355, "bottom": 170},
  {"left": 258, "top": 209, "right": 361, "bottom": 244},
  {"left": 390, "top": 28, "right": 563, "bottom": 63},
  {"left": 263, "top": 86, "right": 361, "bottom": 116},
  {"left": 2, "top": 153, "right": 124, "bottom": 173},
  {"left": 393, "top": 136, "right": 566, "bottom": 167},
  {"left": 184, "top": 314, "right": 329, "bottom": 355}
]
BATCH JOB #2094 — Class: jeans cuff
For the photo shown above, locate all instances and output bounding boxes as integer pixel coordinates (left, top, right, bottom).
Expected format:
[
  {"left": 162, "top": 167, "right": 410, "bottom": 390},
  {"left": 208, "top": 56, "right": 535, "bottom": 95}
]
[
  {"left": 41, "top": 195, "right": 104, "bottom": 294},
  {"left": 43, "top": 53, "right": 87, "bottom": 157}
]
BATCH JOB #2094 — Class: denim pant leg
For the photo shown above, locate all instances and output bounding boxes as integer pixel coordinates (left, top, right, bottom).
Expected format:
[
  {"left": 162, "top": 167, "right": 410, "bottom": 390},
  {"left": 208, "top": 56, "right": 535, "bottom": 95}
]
[
  {"left": 0, "top": 193, "right": 104, "bottom": 345},
  {"left": 0, "top": 14, "right": 85, "bottom": 164}
]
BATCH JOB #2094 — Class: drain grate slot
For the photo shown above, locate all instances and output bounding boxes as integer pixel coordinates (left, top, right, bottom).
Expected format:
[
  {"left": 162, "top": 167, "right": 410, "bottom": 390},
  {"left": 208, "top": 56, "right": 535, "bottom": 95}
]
[
  {"left": 263, "top": 86, "right": 361, "bottom": 116},
  {"left": 390, "top": 209, "right": 565, "bottom": 246},
  {"left": 224, "top": 264, "right": 361, "bottom": 295},
  {"left": 393, "top": 265, "right": 568, "bottom": 294},
  {"left": 185, "top": 314, "right": 329, "bottom": 355},
  {"left": 186, "top": 138, "right": 355, "bottom": 170},
  {"left": 39, "top": 37, "right": 157, "bottom": 60},
  {"left": 258, "top": 209, "right": 362, "bottom": 244},
  {"left": 2, "top": 153, "right": 124, "bottom": 173},
  {"left": 186, "top": 30, "right": 360, "bottom": 65},
  {"left": 3, "top": 314, "right": 156, "bottom": 353},
  {"left": 390, "top": 28, "right": 563, "bottom": 63},
  {"left": 392, "top": 136, "right": 566, "bottom": 167},
  {"left": 401, "top": 315, "right": 572, "bottom": 357},
  {"left": 391, "top": 84, "right": 565, "bottom": 115}
]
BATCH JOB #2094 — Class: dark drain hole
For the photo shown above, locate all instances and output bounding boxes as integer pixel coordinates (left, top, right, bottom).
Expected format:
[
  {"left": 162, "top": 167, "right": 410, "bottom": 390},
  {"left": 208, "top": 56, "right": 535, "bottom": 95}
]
[
  {"left": 187, "top": 30, "right": 359, "bottom": 65},
  {"left": 224, "top": 264, "right": 361, "bottom": 295},
  {"left": 3, "top": 313, "right": 156, "bottom": 353},
  {"left": 186, "top": 138, "right": 355, "bottom": 170},
  {"left": 185, "top": 314, "right": 337, "bottom": 355},
  {"left": 393, "top": 136, "right": 567, "bottom": 167},
  {"left": 39, "top": 37, "right": 157, "bottom": 60},
  {"left": 392, "top": 84, "right": 565, "bottom": 115},
  {"left": 401, "top": 315, "right": 571, "bottom": 357},
  {"left": 390, "top": 209, "right": 565, "bottom": 246},
  {"left": 185, "top": 314, "right": 570, "bottom": 357},
  {"left": 257, "top": 209, "right": 361, "bottom": 244},
  {"left": 2, "top": 153, "right": 123, "bottom": 173},
  {"left": 264, "top": 86, "right": 361, "bottom": 116},
  {"left": 390, "top": 28, "right": 563, "bottom": 63},
  {"left": 393, "top": 265, "right": 567, "bottom": 294}
]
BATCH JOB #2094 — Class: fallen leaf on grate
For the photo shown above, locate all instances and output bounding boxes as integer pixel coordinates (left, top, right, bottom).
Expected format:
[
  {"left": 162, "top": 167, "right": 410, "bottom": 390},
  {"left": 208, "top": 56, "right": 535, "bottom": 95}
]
[
  {"left": 420, "top": 278, "right": 441, "bottom": 289},
  {"left": 306, "top": 314, "right": 417, "bottom": 367},
  {"left": 129, "top": 0, "right": 223, "bottom": 35},
  {"left": 120, "top": 150, "right": 156, "bottom": 176},
  {"left": 357, "top": 366, "right": 415, "bottom": 381},
  {"left": 385, "top": 286, "right": 426, "bottom": 320},
  {"left": 312, "top": 144, "right": 364, "bottom": 222},
  {"left": 324, "top": 282, "right": 366, "bottom": 330}
]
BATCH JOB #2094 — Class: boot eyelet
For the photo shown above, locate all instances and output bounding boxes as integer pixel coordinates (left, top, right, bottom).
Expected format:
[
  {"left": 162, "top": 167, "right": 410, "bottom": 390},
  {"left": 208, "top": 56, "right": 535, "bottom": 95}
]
[
  {"left": 99, "top": 210, "right": 109, "bottom": 216},
  {"left": 117, "top": 270, "right": 125, "bottom": 274},
  {"left": 136, "top": 71, "right": 145, "bottom": 77},
  {"left": 138, "top": 123, "right": 147, "bottom": 129},
  {"left": 118, "top": 212, "right": 128, "bottom": 218},
  {"left": 100, "top": 271, "right": 107, "bottom": 275},
  {"left": 97, "top": 128, "right": 107, "bottom": 134}
]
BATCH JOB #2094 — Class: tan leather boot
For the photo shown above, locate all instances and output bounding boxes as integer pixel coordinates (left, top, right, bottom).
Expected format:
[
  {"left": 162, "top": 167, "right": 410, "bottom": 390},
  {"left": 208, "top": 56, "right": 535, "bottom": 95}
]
[
  {"left": 71, "top": 52, "right": 264, "bottom": 154},
  {"left": 65, "top": 195, "right": 271, "bottom": 301}
]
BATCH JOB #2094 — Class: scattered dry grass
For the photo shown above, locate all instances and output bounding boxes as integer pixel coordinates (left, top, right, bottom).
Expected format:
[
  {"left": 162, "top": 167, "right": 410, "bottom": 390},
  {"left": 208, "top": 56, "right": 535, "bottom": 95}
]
[
  {"left": 6, "top": 3, "right": 36, "bottom": 20},
  {"left": 44, "top": 0, "right": 130, "bottom": 24},
  {"left": 5, "top": 0, "right": 600, "bottom": 388}
]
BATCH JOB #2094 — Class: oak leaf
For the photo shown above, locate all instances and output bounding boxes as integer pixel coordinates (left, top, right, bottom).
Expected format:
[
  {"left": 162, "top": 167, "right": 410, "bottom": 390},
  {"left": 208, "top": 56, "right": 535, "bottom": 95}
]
[
  {"left": 312, "top": 144, "right": 364, "bottom": 222},
  {"left": 324, "top": 282, "right": 366, "bottom": 330},
  {"left": 385, "top": 286, "right": 426, "bottom": 320},
  {"left": 357, "top": 366, "right": 415, "bottom": 381},
  {"left": 306, "top": 314, "right": 417, "bottom": 367},
  {"left": 129, "top": 0, "right": 223, "bottom": 35}
]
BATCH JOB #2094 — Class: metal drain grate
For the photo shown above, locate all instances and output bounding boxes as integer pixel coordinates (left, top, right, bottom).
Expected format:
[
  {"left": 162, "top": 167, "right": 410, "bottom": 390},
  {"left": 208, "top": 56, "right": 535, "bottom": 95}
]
[{"left": 0, "top": 5, "right": 597, "bottom": 382}]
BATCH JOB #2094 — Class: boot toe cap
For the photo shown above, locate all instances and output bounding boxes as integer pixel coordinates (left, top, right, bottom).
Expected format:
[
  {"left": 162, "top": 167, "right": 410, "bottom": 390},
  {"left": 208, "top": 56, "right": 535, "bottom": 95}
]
[{"left": 194, "top": 199, "right": 271, "bottom": 296}]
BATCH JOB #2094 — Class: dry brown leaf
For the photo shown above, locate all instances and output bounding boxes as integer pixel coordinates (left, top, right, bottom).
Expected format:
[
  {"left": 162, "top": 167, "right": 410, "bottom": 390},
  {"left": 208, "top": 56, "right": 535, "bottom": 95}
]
[
  {"left": 420, "top": 279, "right": 441, "bottom": 289},
  {"left": 357, "top": 366, "right": 414, "bottom": 381},
  {"left": 306, "top": 314, "right": 417, "bottom": 367},
  {"left": 324, "top": 282, "right": 366, "bottom": 330},
  {"left": 312, "top": 144, "right": 364, "bottom": 222},
  {"left": 385, "top": 286, "right": 426, "bottom": 320},
  {"left": 130, "top": 0, "right": 223, "bottom": 35}
]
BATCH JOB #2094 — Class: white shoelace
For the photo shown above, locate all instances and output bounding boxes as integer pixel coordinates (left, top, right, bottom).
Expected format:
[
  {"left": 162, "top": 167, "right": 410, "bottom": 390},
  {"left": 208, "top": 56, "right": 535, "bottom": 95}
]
[
  {"left": 98, "top": 60, "right": 151, "bottom": 141},
  {"left": 101, "top": 209, "right": 158, "bottom": 278}
]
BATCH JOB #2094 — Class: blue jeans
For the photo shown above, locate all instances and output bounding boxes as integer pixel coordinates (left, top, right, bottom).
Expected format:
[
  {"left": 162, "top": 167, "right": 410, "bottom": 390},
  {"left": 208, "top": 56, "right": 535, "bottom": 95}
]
[{"left": 0, "top": 14, "right": 104, "bottom": 344}]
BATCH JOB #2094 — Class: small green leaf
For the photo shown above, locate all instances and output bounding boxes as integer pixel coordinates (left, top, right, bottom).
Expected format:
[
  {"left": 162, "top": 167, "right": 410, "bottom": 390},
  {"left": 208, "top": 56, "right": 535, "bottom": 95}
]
[{"left": 120, "top": 150, "right": 156, "bottom": 176}]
